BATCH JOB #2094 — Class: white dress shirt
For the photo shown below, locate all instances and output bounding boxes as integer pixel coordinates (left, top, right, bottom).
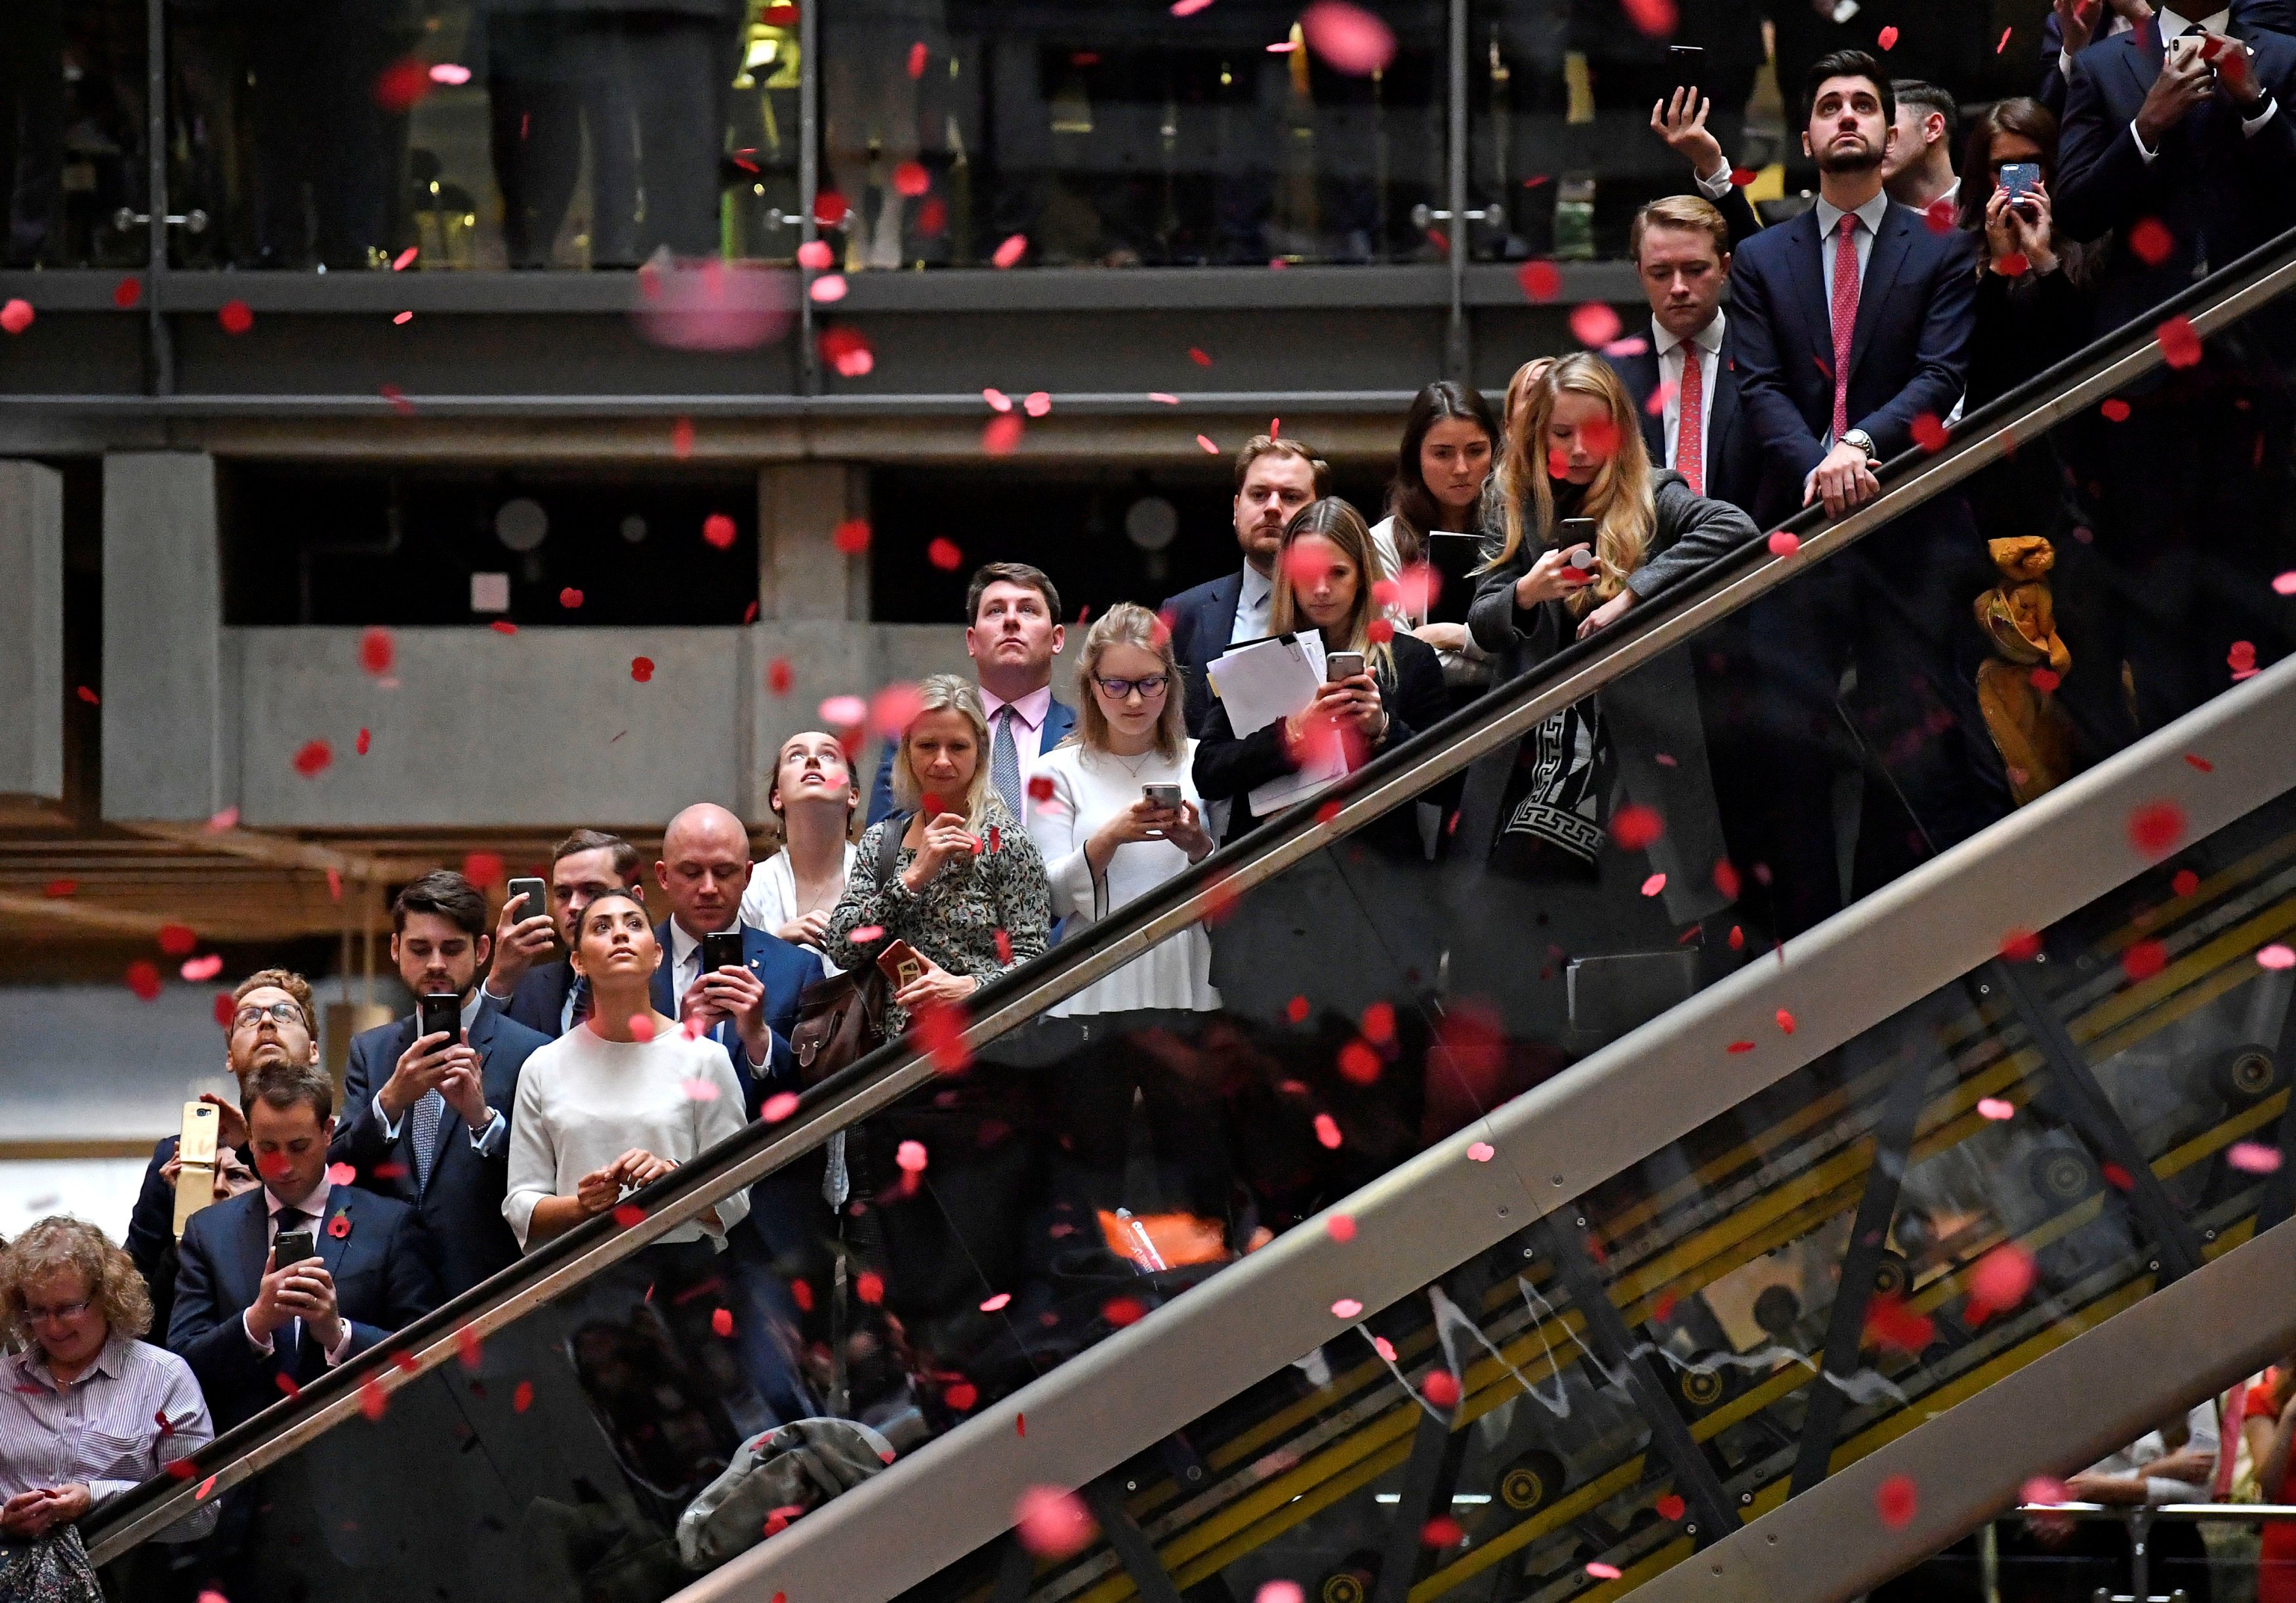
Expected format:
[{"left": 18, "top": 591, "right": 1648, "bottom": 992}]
[
  {"left": 1231, "top": 562, "right": 1275, "bottom": 644},
  {"left": 2131, "top": 9, "right": 2279, "bottom": 160},
  {"left": 1813, "top": 188, "right": 1893, "bottom": 304},
  {"left": 981, "top": 682, "right": 1056, "bottom": 801},
  {"left": 2085, "top": 1401, "right": 2220, "bottom": 1505},
  {"left": 372, "top": 986, "right": 507, "bottom": 1157},
  {"left": 244, "top": 1176, "right": 353, "bottom": 1365},
  {"left": 1654, "top": 308, "right": 1727, "bottom": 470}
]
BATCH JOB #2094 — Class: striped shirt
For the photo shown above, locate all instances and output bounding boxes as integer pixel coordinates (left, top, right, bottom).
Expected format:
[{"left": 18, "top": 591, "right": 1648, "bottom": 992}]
[{"left": 0, "top": 1335, "right": 216, "bottom": 1539}]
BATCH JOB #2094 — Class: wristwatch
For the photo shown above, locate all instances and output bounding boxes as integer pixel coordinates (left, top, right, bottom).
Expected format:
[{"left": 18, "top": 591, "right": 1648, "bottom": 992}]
[{"left": 1840, "top": 428, "right": 1878, "bottom": 461}]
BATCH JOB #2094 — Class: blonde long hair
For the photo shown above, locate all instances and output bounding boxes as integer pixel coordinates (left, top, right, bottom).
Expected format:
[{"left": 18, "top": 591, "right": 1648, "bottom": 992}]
[
  {"left": 1070, "top": 603, "right": 1187, "bottom": 760},
  {"left": 1486, "top": 352, "right": 1656, "bottom": 615},
  {"left": 892, "top": 673, "right": 996, "bottom": 833},
  {"left": 1268, "top": 498, "right": 1396, "bottom": 678}
]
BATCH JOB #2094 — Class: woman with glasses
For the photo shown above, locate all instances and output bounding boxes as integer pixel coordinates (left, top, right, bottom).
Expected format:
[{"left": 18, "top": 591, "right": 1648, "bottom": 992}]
[
  {"left": 1028, "top": 603, "right": 1219, "bottom": 1015},
  {"left": 1, "top": 1217, "right": 216, "bottom": 1585}
]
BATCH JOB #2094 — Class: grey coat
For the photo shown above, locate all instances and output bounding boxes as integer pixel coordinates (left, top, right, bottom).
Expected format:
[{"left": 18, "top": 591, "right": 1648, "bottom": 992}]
[{"left": 1458, "top": 470, "right": 1757, "bottom": 927}]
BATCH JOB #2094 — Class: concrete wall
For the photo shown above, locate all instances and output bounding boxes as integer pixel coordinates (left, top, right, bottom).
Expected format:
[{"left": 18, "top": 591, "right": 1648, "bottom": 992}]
[
  {"left": 0, "top": 461, "right": 63, "bottom": 799},
  {"left": 103, "top": 453, "right": 226, "bottom": 821},
  {"left": 225, "top": 622, "right": 1001, "bottom": 827}
]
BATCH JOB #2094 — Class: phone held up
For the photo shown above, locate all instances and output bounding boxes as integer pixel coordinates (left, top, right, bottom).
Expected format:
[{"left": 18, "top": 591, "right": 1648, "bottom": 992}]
[
  {"left": 1998, "top": 162, "right": 2041, "bottom": 216},
  {"left": 273, "top": 1229, "right": 319, "bottom": 1269},
  {"left": 419, "top": 992, "right": 459, "bottom": 1046},
  {"left": 1326, "top": 650, "right": 1367, "bottom": 683},
  {"left": 703, "top": 930, "right": 746, "bottom": 976},
  {"left": 506, "top": 876, "right": 548, "bottom": 928}
]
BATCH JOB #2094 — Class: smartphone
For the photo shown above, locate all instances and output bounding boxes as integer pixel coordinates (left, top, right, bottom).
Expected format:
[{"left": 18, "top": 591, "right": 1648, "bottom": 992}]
[
  {"left": 703, "top": 930, "right": 746, "bottom": 976},
  {"left": 1326, "top": 651, "right": 1367, "bottom": 682},
  {"left": 1998, "top": 162, "right": 2040, "bottom": 201},
  {"left": 506, "top": 876, "right": 549, "bottom": 928},
  {"left": 876, "top": 939, "right": 926, "bottom": 990},
  {"left": 1142, "top": 782, "right": 1183, "bottom": 810},
  {"left": 419, "top": 992, "right": 459, "bottom": 1045},
  {"left": 1667, "top": 44, "right": 1704, "bottom": 57},
  {"left": 274, "top": 1229, "right": 319, "bottom": 1269}
]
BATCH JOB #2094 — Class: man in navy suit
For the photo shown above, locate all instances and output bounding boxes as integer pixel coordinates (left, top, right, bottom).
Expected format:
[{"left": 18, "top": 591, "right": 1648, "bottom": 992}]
[
  {"left": 866, "top": 563, "right": 1076, "bottom": 826},
  {"left": 650, "top": 799, "right": 823, "bottom": 1425},
  {"left": 123, "top": 969, "right": 301, "bottom": 1343},
  {"left": 480, "top": 827, "right": 647, "bottom": 1038},
  {"left": 2057, "top": 0, "right": 2296, "bottom": 334},
  {"left": 2054, "top": 4, "right": 2296, "bottom": 732},
  {"left": 2040, "top": 0, "right": 2295, "bottom": 114},
  {"left": 1729, "top": 51, "right": 2005, "bottom": 934},
  {"left": 171, "top": 1059, "right": 440, "bottom": 1432},
  {"left": 333, "top": 870, "right": 550, "bottom": 1300},
  {"left": 1605, "top": 194, "right": 1759, "bottom": 518},
  {"left": 1161, "top": 435, "right": 1329, "bottom": 739}
]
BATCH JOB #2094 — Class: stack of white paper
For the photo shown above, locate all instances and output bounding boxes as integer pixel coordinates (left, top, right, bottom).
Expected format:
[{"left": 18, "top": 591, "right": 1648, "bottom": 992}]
[{"left": 1206, "top": 632, "right": 1351, "bottom": 817}]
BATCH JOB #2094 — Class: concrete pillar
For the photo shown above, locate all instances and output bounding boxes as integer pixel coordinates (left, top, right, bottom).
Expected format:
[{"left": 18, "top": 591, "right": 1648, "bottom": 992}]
[
  {"left": 0, "top": 463, "right": 64, "bottom": 800},
  {"left": 102, "top": 452, "right": 228, "bottom": 822},
  {"left": 757, "top": 462, "right": 867, "bottom": 623}
]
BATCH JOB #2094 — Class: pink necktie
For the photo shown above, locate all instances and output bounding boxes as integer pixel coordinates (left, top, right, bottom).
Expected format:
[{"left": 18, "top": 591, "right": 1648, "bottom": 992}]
[
  {"left": 1830, "top": 214, "right": 1862, "bottom": 442},
  {"left": 1675, "top": 344, "right": 1706, "bottom": 495}
]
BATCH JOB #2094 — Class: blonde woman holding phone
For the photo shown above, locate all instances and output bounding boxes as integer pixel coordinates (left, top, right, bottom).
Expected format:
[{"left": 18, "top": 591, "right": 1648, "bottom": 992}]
[
  {"left": 1028, "top": 603, "right": 1219, "bottom": 1016},
  {"left": 823, "top": 673, "right": 1051, "bottom": 1034}
]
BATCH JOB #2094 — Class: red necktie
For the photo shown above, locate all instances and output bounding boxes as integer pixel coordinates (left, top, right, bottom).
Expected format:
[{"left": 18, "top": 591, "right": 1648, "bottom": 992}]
[
  {"left": 1675, "top": 343, "right": 1706, "bottom": 495},
  {"left": 1830, "top": 214, "right": 1862, "bottom": 442}
]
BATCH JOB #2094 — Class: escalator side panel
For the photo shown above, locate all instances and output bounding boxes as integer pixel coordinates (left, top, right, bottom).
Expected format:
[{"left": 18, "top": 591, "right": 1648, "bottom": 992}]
[{"left": 678, "top": 656, "right": 2296, "bottom": 1603}]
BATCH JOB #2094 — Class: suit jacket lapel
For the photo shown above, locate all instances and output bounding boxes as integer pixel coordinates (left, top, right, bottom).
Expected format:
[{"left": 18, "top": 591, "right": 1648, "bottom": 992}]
[
  {"left": 650, "top": 921, "right": 678, "bottom": 1016},
  {"left": 1783, "top": 213, "right": 1830, "bottom": 386},
  {"left": 1710, "top": 338, "right": 1742, "bottom": 461},
  {"left": 229, "top": 1190, "right": 270, "bottom": 1312},
  {"left": 1848, "top": 209, "right": 1914, "bottom": 381},
  {"left": 1216, "top": 572, "right": 1244, "bottom": 646}
]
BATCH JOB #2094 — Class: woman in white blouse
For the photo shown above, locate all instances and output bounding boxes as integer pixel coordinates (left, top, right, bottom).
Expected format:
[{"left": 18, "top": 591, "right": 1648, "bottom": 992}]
[
  {"left": 1029, "top": 602, "right": 1220, "bottom": 1015},
  {"left": 504, "top": 888, "right": 749, "bottom": 1253},
  {"left": 739, "top": 730, "right": 861, "bottom": 975}
]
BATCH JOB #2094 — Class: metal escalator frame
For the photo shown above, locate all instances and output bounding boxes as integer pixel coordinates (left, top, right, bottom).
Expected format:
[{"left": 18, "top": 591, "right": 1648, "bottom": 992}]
[
  {"left": 83, "top": 221, "right": 2296, "bottom": 1566},
  {"left": 1639, "top": 1213, "right": 2296, "bottom": 1603},
  {"left": 678, "top": 662, "right": 2296, "bottom": 1603}
]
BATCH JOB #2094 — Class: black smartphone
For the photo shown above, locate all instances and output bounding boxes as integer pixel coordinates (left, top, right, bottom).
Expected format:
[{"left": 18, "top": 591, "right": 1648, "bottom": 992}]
[
  {"left": 506, "top": 876, "right": 549, "bottom": 928},
  {"left": 703, "top": 930, "right": 746, "bottom": 975},
  {"left": 274, "top": 1229, "right": 318, "bottom": 1268},
  {"left": 419, "top": 992, "right": 459, "bottom": 1045},
  {"left": 1668, "top": 43, "right": 1704, "bottom": 57}
]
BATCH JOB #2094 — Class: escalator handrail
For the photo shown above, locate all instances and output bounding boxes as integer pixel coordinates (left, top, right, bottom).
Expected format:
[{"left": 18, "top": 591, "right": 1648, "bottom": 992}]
[
  {"left": 82, "top": 217, "right": 2296, "bottom": 1563},
  {"left": 684, "top": 656, "right": 2296, "bottom": 1603},
  {"left": 1640, "top": 1216, "right": 2296, "bottom": 1603}
]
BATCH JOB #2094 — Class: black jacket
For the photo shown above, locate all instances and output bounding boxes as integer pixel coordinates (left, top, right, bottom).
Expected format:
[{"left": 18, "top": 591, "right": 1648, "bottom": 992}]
[
  {"left": 1193, "top": 631, "right": 1450, "bottom": 846},
  {"left": 1461, "top": 470, "right": 1756, "bottom": 926}
]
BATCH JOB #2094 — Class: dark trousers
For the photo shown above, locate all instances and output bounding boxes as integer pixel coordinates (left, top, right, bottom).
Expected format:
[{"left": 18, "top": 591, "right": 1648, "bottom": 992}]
[
  {"left": 487, "top": 13, "right": 729, "bottom": 268},
  {"left": 0, "top": 0, "right": 63, "bottom": 266},
  {"left": 1740, "top": 501, "right": 2010, "bottom": 938},
  {"left": 244, "top": 5, "right": 407, "bottom": 266}
]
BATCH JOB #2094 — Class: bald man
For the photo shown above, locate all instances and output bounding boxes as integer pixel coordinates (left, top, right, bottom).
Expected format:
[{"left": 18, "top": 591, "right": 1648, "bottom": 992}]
[
  {"left": 650, "top": 803, "right": 824, "bottom": 1428},
  {"left": 650, "top": 802, "right": 818, "bottom": 1092}
]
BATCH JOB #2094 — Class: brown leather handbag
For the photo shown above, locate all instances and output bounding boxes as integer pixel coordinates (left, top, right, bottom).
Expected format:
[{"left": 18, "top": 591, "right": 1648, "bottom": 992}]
[{"left": 787, "top": 815, "right": 908, "bottom": 1087}]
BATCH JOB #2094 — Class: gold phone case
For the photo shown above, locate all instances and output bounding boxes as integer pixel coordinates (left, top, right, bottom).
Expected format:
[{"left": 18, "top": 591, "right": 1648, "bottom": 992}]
[{"left": 171, "top": 1101, "right": 220, "bottom": 1239}]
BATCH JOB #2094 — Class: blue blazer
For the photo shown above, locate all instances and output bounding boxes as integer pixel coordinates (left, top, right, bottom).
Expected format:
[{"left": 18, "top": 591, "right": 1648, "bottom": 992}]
[
  {"left": 864, "top": 696, "right": 1079, "bottom": 825},
  {"left": 125, "top": 1132, "right": 249, "bottom": 1346},
  {"left": 649, "top": 918, "right": 815, "bottom": 1113},
  {"left": 1728, "top": 201, "right": 1978, "bottom": 527},
  {"left": 330, "top": 1003, "right": 549, "bottom": 1299},
  {"left": 1160, "top": 568, "right": 1248, "bottom": 738},
  {"left": 498, "top": 957, "right": 577, "bottom": 1039},
  {"left": 169, "top": 1183, "right": 440, "bottom": 1432},
  {"left": 1605, "top": 337, "right": 1762, "bottom": 520},
  {"left": 2056, "top": 14, "right": 2296, "bottom": 338}
]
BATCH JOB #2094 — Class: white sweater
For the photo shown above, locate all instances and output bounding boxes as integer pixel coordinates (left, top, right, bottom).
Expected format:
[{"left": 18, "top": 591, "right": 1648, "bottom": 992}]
[
  {"left": 1025, "top": 740, "right": 1221, "bottom": 1016},
  {"left": 503, "top": 1024, "right": 751, "bottom": 1251}
]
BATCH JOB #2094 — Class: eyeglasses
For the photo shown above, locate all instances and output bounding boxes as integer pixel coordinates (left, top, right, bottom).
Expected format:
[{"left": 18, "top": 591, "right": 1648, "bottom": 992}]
[
  {"left": 1095, "top": 675, "right": 1170, "bottom": 701},
  {"left": 22, "top": 1299, "right": 91, "bottom": 1326},
  {"left": 233, "top": 1001, "right": 306, "bottom": 1031}
]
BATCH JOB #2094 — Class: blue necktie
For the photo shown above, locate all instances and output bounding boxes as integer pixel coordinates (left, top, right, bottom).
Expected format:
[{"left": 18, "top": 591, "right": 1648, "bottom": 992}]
[{"left": 991, "top": 707, "right": 1023, "bottom": 817}]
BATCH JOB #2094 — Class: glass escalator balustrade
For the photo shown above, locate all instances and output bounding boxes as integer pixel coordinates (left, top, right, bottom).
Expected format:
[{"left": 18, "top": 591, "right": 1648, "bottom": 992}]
[{"left": 79, "top": 224, "right": 2296, "bottom": 1603}]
